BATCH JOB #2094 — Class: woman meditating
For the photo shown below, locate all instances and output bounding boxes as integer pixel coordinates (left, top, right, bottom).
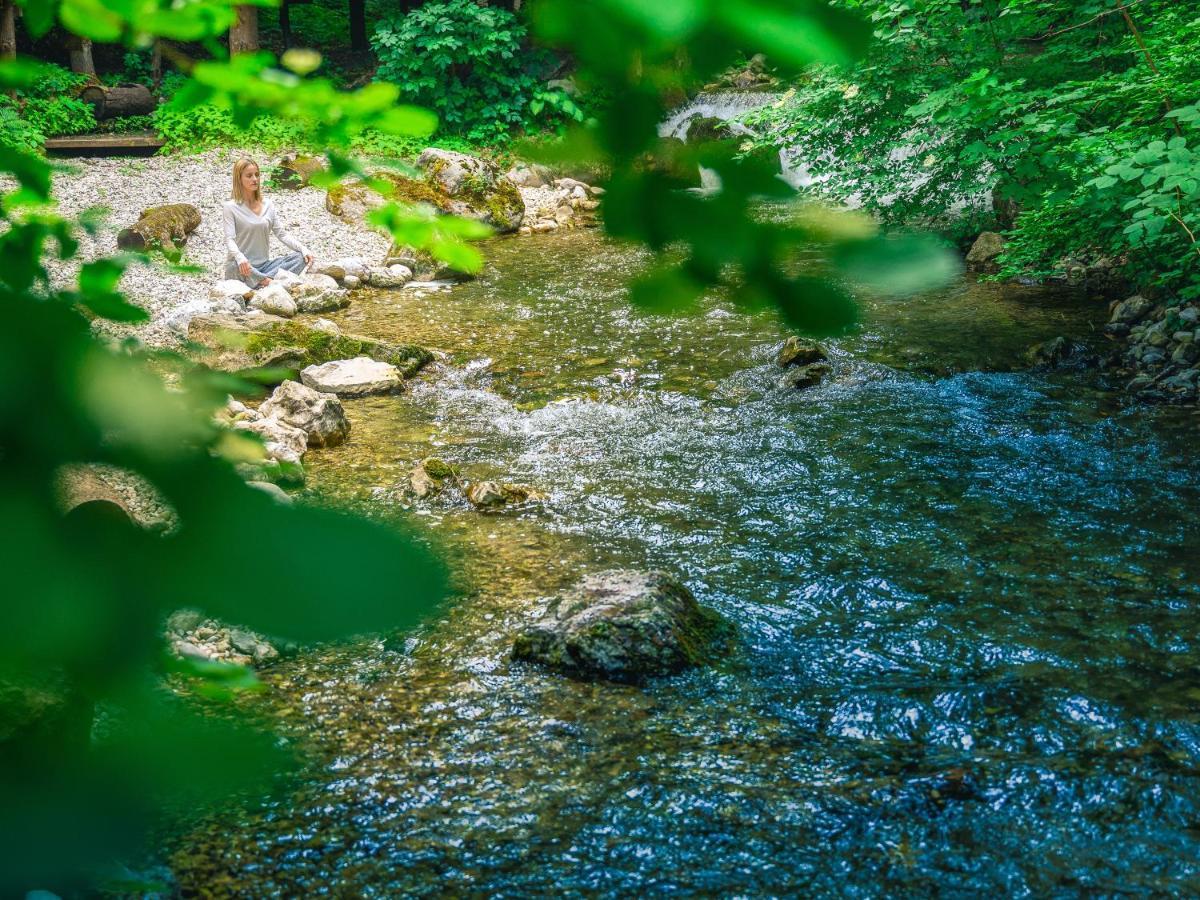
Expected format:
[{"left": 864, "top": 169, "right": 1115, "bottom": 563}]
[{"left": 223, "top": 157, "right": 314, "bottom": 287}]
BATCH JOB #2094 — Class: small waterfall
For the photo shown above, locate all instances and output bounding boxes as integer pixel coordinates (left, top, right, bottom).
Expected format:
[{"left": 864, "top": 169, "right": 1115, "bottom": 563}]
[
  {"left": 658, "top": 91, "right": 782, "bottom": 142},
  {"left": 660, "top": 91, "right": 810, "bottom": 193}
]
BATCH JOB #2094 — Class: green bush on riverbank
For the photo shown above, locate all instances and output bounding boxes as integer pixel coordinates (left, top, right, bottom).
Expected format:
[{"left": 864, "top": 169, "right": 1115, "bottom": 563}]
[{"left": 744, "top": 0, "right": 1200, "bottom": 300}]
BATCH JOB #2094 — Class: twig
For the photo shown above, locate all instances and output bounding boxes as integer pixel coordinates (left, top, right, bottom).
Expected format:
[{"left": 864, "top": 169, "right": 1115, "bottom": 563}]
[{"left": 1041, "top": 0, "right": 1142, "bottom": 39}]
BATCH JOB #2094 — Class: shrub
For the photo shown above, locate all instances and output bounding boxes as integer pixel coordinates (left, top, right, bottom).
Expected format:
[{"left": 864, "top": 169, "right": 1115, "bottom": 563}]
[
  {"left": 0, "top": 63, "right": 95, "bottom": 152},
  {"left": 371, "top": 0, "right": 540, "bottom": 142}
]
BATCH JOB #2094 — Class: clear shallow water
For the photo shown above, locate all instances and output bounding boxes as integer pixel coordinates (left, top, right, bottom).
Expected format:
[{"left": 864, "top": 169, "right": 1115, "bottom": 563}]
[{"left": 173, "top": 229, "right": 1200, "bottom": 895}]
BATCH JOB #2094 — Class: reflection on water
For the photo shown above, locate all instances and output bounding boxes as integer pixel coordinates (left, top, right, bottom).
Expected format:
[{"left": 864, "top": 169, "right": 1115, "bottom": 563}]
[{"left": 173, "top": 229, "right": 1200, "bottom": 895}]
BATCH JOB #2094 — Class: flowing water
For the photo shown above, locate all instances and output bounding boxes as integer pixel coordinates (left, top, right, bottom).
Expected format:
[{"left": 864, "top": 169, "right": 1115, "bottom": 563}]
[{"left": 173, "top": 228, "right": 1200, "bottom": 896}]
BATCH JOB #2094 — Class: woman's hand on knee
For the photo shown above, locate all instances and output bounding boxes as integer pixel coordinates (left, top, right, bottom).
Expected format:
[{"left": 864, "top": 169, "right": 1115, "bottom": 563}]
[
  {"left": 304, "top": 254, "right": 313, "bottom": 270},
  {"left": 239, "top": 260, "right": 251, "bottom": 277}
]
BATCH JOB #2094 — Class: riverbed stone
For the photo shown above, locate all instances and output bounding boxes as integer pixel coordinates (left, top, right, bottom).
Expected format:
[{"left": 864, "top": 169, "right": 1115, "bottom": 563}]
[
  {"left": 300, "top": 357, "right": 402, "bottom": 397},
  {"left": 186, "top": 313, "right": 433, "bottom": 382},
  {"left": 409, "top": 457, "right": 458, "bottom": 498},
  {"left": 211, "top": 280, "right": 253, "bottom": 304},
  {"left": 511, "top": 570, "right": 734, "bottom": 683},
  {"left": 777, "top": 335, "right": 827, "bottom": 368},
  {"left": 780, "top": 362, "right": 832, "bottom": 390},
  {"left": 233, "top": 415, "right": 308, "bottom": 464},
  {"left": 466, "top": 480, "right": 546, "bottom": 508},
  {"left": 288, "top": 273, "right": 348, "bottom": 313},
  {"left": 367, "top": 264, "right": 413, "bottom": 288},
  {"left": 965, "top": 231, "right": 1006, "bottom": 273},
  {"left": 1110, "top": 294, "right": 1154, "bottom": 326},
  {"left": 259, "top": 379, "right": 350, "bottom": 448},
  {"left": 249, "top": 283, "right": 297, "bottom": 318}
]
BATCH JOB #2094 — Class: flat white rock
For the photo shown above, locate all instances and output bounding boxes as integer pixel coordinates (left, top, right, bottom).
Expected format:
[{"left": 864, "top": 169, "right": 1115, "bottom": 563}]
[{"left": 300, "top": 356, "right": 402, "bottom": 397}]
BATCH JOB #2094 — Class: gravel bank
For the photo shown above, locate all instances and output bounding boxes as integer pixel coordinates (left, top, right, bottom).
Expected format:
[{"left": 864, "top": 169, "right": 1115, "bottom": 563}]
[{"left": 45, "top": 148, "right": 391, "bottom": 348}]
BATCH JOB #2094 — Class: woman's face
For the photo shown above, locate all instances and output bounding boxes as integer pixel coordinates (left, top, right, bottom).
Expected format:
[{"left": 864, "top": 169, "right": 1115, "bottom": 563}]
[{"left": 240, "top": 164, "right": 260, "bottom": 197}]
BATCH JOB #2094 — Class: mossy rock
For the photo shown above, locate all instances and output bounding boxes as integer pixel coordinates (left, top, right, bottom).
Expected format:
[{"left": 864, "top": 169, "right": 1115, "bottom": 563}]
[
  {"left": 187, "top": 313, "right": 433, "bottom": 384},
  {"left": 116, "top": 203, "right": 201, "bottom": 259},
  {"left": 273, "top": 153, "right": 327, "bottom": 189},
  {"left": 512, "top": 570, "right": 735, "bottom": 683}
]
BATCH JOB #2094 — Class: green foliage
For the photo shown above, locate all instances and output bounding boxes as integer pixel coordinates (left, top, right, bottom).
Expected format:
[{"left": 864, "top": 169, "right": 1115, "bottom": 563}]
[
  {"left": 526, "top": 0, "right": 945, "bottom": 333},
  {"left": 372, "top": 0, "right": 549, "bottom": 142},
  {"left": 0, "top": 62, "right": 95, "bottom": 152},
  {"left": 743, "top": 0, "right": 1200, "bottom": 296},
  {"left": 101, "top": 49, "right": 159, "bottom": 87}
]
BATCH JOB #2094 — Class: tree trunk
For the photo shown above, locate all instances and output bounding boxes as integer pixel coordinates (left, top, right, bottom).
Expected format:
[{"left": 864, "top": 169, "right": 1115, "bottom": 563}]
[
  {"left": 229, "top": 4, "right": 259, "bottom": 54},
  {"left": 151, "top": 40, "right": 162, "bottom": 88},
  {"left": 0, "top": 0, "right": 16, "bottom": 62},
  {"left": 349, "top": 0, "right": 367, "bottom": 51},
  {"left": 81, "top": 84, "right": 156, "bottom": 120},
  {"left": 67, "top": 36, "right": 96, "bottom": 77}
]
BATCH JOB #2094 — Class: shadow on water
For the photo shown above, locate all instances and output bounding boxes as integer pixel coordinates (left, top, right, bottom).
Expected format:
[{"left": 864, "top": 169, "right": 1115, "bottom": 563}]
[{"left": 172, "top": 228, "right": 1200, "bottom": 896}]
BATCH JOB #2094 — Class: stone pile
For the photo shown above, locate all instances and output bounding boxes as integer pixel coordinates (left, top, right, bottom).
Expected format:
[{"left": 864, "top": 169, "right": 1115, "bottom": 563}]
[
  {"left": 1107, "top": 295, "right": 1200, "bottom": 402},
  {"left": 216, "top": 379, "right": 350, "bottom": 485},
  {"left": 514, "top": 176, "right": 605, "bottom": 235},
  {"left": 166, "top": 609, "right": 283, "bottom": 668}
]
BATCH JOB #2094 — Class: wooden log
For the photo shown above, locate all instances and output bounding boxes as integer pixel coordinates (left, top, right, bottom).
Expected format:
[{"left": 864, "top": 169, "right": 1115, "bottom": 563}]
[
  {"left": 116, "top": 203, "right": 201, "bottom": 259},
  {"left": 80, "top": 84, "right": 156, "bottom": 121}
]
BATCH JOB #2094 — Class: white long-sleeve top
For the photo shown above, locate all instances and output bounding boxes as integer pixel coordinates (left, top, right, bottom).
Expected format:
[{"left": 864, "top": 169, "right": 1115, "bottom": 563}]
[{"left": 222, "top": 198, "right": 309, "bottom": 270}]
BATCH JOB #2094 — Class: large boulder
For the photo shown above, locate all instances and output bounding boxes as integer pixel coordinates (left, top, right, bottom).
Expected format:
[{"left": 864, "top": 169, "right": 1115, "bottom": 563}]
[
  {"left": 417, "top": 148, "right": 525, "bottom": 233},
  {"left": 511, "top": 570, "right": 734, "bottom": 683},
  {"left": 300, "top": 356, "right": 403, "bottom": 397},
  {"left": 259, "top": 379, "right": 350, "bottom": 448},
  {"left": 1109, "top": 294, "right": 1155, "bottom": 328},
  {"left": 116, "top": 203, "right": 201, "bottom": 259},
  {"left": 965, "top": 231, "right": 1007, "bottom": 273},
  {"left": 186, "top": 313, "right": 433, "bottom": 382}
]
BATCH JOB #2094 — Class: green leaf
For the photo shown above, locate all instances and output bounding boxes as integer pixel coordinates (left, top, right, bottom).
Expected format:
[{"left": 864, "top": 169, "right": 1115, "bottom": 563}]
[{"left": 59, "top": 0, "right": 124, "bottom": 41}]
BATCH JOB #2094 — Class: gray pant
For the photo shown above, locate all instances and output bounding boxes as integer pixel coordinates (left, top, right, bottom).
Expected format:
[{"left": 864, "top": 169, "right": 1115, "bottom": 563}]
[{"left": 225, "top": 251, "right": 307, "bottom": 288}]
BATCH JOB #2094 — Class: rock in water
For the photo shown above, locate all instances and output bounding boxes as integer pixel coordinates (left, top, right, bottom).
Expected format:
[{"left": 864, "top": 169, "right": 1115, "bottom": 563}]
[
  {"left": 300, "top": 357, "right": 402, "bottom": 397},
  {"left": 512, "top": 570, "right": 734, "bottom": 683},
  {"left": 466, "top": 480, "right": 546, "bottom": 508},
  {"left": 259, "top": 379, "right": 350, "bottom": 448},
  {"left": 777, "top": 335, "right": 827, "bottom": 368},
  {"left": 409, "top": 457, "right": 457, "bottom": 498},
  {"left": 779, "top": 362, "right": 832, "bottom": 390},
  {"left": 1026, "top": 335, "right": 1095, "bottom": 370},
  {"left": 965, "top": 231, "right": 1006, "bottom": 273}
]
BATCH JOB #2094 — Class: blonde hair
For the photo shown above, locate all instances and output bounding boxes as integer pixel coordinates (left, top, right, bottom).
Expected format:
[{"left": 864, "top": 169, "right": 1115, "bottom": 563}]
[{"left": 231, "top": 157, "right": 262, "bottom": 205}]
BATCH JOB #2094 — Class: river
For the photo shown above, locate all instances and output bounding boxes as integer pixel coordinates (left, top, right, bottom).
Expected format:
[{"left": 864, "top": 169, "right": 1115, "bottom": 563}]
[{"left": 171, "top": 226, "right": 1200, "bottom": 896}]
